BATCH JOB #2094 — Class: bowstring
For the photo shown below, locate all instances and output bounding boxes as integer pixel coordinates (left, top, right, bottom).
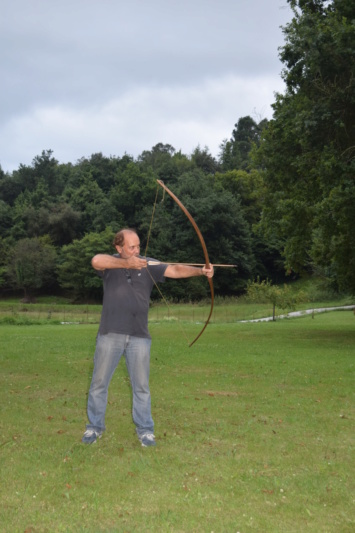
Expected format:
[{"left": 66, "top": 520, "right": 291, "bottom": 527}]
[
  {"left": 144, "top": 183, "right": 160, "bottom": 259},
  {"left": 144, "top": 182, "right": 190, "bottom": 345}
]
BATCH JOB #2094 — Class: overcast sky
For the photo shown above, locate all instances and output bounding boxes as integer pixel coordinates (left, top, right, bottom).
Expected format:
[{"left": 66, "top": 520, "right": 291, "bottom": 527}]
[{"left": 1, "top": 0, "right": 293, "bottom": 173}]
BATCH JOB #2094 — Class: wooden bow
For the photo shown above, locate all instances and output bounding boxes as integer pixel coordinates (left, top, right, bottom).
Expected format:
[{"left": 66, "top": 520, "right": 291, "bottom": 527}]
[{"left": 156, "top": 179, "right": 214, "bottom": 347}]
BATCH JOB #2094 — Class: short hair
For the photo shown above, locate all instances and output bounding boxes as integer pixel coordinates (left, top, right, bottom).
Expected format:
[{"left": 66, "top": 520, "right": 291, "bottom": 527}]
[{"left": 113, "top": 228, "right": 138, "bottom": 248}]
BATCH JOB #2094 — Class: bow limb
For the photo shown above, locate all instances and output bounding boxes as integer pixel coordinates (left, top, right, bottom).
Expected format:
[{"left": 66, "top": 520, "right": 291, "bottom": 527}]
[{"left": 156, "top": 179, "right": 214, "bottom": 347}]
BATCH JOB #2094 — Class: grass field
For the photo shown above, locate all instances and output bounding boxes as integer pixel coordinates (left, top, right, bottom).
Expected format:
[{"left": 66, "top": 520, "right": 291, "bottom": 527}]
[
  {"left": 0, "top": 310, "right": 354, "bottom": 532},
  {"left": 0, "top": 292, "right": 353, "bottom": 326}
]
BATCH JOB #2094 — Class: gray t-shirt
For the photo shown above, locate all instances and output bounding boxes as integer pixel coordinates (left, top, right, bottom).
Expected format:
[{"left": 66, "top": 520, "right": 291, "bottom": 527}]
[{"left": 96, "top": 255, "right": 167, "bottom": 338}]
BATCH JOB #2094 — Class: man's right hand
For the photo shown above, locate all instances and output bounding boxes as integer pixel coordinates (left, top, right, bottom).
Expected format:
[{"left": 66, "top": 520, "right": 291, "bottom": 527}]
[{"left": 126, "top": 256, "right": 147, "bottom": 269}]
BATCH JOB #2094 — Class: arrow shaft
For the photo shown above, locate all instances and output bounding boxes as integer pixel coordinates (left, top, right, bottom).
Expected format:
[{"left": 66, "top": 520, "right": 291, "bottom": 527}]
[{"left": 147, "top": 261, "right": 236, "bottom": 267}]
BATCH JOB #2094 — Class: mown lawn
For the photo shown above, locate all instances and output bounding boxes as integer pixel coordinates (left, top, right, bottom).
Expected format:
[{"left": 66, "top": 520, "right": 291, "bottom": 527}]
[{"left": 0, "top": 310, "right": 354, "bottom": 532}]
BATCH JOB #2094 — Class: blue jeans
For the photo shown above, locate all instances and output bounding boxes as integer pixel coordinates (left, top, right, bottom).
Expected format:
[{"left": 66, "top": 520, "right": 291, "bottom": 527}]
[{"left": 86, "top": 333, "right": 153, "bottom": 437}]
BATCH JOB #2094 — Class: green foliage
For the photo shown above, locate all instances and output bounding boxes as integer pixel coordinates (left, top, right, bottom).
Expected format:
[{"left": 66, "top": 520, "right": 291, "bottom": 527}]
[
  {"left": 57, "top": 227, "right": 115, "bottom": 299},
  {"left": 214, "top": 169, "right": 264, "bottom": 226},
  {"left": 0, "top": 266, "right": 6, "bottom": 287},
  {"left": 79, "top": 152, "right": 131, "bottom": 193},
  {"left": 138, "top": 143, "right": 183, "bottom": 179},
  {"left": 247, "top": 277, "right": 308, "bottom": 320},
  {"left": 219, "top": 116, "right": 268, "bottom": 171},
  {"left": 213, "top": 169, "right": 287, "bottom": 282},
  {"left": 0, "top": 200, "right": 12, "bottom": 235},
  {"left": 256, "top": 0, "right": 355, "bottom": 292},
  {"left": 190, "top": 145, "right": 219, "bottom": 174},
  {"left": 109, "top": 162, "right": 157, "bottom": 229},
  {"left": 6, "top": 236, "right": 57, "bottom": 300},
  {"left": 46, "top": 203, "right": 82, "bottom": 245}
]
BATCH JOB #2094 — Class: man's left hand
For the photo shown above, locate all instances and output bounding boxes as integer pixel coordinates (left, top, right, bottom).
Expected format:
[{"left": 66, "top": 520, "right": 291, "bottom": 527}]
[{"left": 202, "top": 264, "right": 214, "bottom": 278}]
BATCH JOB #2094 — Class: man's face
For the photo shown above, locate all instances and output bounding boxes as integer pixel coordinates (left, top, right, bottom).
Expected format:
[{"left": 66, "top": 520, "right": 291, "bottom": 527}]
[{"left": 115, "top": 231, "right": 141, "bottom": 259}]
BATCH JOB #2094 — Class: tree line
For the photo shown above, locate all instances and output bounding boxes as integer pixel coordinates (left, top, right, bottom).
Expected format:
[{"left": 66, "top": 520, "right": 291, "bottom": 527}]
[
  {"left": 0, "top": 0, "right": 354, "bottom": 301},
  {"left": 0, "top": 118, "right": 274, "bottom": 301}
]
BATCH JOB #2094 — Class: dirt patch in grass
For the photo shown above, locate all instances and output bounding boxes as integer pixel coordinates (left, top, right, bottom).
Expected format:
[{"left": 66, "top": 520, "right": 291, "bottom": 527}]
[{"left": 205, "top": 390, "right": 240, "bottom": 397}]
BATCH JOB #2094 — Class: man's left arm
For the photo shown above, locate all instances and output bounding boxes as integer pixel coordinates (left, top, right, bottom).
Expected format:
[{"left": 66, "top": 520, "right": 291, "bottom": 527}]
[{"left": 164, "top": 264, "right": 214, "bottom": 279}]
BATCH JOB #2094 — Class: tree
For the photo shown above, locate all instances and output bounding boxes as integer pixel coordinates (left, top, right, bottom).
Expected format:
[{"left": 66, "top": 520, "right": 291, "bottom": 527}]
[
  {"left": 47, "top": 204, "right": 82, "bottom": 245},
  {"left": 63, "top": 171, "right": 111, "bottom": 233},
  {"left": 75, "top": 152, "right": 132, "bottom": 193},
  {"left": 256, "top": 0, "right": 355, "bottom": 292},
  {"left": 6, "top": 236, "right": 57, "bottom": 301},
  {"left": 0, "top": 200, "right": 13, "bottom": 237},
  {"left": 191, "top": 146, "right": 219, "bottom": 174},
  {"left": 109, "top": 163, "right": 156, "bottom": 229},
  {"left": 137, "top": 143, "right": 184, "bottom": 180},
  {"left": 0, "top": 173, "right": 23, "bottom": 206},
  {"left": 214, "top": 169, "right": 287, "bottom": 282},
  {"left": 31, "top": 150, "right": 63, "bottom": 196},
  {"left": 247, "top": 277, "right": 307, "bottom": 321},
  {"left": 57, "top": 227, "right": 115, "bottom": 300},
  {"left": 219, "top": 116, "right": 268, "bottom": 171},
  {"left": 138, "top": 143, "right": 176, "bottom": 169},
  {"left": 214, "top": 169, "right": 264, "bottom": 226},
  {"left": 10, "top": 150, "right": 61, "bottom": 198}
]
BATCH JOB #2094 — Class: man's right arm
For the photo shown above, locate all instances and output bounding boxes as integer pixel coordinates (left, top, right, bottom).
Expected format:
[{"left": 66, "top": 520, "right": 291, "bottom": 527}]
[{"left": 91, "top": 254, "right": 147, "bottom": 271}]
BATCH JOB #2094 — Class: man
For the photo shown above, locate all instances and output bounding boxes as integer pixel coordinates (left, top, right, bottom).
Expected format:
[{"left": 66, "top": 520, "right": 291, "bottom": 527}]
[{"left": 82, "top": 228, "right": 214, "bottom": 447}]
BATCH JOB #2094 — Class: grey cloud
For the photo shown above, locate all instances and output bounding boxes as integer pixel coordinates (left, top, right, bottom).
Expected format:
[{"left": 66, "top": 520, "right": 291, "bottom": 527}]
[{"left": 1, "top": 0, "right": 293, "bottom": 171}]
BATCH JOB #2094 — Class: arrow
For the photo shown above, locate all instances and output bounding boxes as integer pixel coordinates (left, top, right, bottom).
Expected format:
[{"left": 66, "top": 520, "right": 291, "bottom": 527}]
[{"left": 147, "top": 260, "right": 237, "bottom": 267}]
